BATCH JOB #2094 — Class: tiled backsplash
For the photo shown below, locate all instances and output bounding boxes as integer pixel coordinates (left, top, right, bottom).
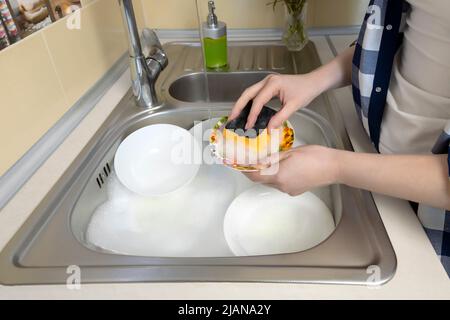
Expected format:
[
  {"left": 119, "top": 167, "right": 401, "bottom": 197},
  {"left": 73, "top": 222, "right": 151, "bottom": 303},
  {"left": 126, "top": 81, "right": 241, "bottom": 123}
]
[
  {"left": 142, "top": 0, "right": 369, "bottom": 29},
  {"left": 0, "top": 0, "right": 367, "bottom": 177},
  {"left": 0, "top": 0, "right": 85, "bottom": 52},
  {"left": 0, "top": 0, "right": 145, "bottom": 176}
]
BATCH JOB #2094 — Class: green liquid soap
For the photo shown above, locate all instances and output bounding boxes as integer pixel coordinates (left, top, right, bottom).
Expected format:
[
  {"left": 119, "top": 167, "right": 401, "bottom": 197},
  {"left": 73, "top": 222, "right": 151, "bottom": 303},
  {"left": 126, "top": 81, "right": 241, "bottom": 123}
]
[{"left": 204, "top": 35, "right": 228, "bottom": 69}]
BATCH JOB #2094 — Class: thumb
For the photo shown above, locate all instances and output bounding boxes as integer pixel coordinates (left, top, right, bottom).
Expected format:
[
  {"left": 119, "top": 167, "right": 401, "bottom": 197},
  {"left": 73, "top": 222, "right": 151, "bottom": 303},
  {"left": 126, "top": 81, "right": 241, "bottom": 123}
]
[
  {"left": 258, "top": 151, "right": 292, "bottom": 176},
  {"left": 260, "top": 150, "right": 292, "bottom": 166}
]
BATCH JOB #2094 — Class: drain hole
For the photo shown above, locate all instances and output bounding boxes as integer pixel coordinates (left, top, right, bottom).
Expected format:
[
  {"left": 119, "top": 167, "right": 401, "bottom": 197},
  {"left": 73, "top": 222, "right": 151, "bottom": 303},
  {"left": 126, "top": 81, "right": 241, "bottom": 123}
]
[
  {"left": 96, "top": 177, "right": 102, "bottom": 189},
  {"left": 95, "top": 162, "right": 112, "bottom": 189}
]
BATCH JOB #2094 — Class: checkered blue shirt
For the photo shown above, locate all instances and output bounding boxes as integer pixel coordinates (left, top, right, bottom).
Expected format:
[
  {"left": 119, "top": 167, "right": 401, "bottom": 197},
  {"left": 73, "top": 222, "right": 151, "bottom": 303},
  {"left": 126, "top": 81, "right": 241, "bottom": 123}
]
[{"left": 352, "top": 0, "right": 450, "bottom": 276}]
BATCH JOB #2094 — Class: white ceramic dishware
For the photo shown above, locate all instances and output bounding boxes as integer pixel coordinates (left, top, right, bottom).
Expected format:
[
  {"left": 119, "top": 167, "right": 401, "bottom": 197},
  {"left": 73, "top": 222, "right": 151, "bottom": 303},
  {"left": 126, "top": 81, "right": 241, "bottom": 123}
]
[
  {"left": 114, "top": 124, "right": 201, "bottom": 196},
  {"left": 88, "top": 120, "right": 255, "bottom": 257},
  {"left": 224, "top": 184, "right": 335, "bottom": 256},
  {"left": 209, "top": 117, "right": 296, "bottom": 172}
]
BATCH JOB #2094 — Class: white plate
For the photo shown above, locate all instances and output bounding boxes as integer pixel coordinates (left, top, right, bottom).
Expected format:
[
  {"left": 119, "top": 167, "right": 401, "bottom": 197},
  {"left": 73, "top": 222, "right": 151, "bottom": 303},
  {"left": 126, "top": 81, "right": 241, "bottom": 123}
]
[
  {"left": 114, "top": 124, "right": 201, "bottom": 196},
  {"left": 224, "top": 185, "right": 335, "bottom": 256}
]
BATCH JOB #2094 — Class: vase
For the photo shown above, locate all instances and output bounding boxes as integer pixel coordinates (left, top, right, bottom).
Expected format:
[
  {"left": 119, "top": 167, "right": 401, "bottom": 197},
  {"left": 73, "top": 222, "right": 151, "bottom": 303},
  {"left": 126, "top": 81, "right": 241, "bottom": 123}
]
[{"left": 283, "top": 2, "right": 309, "bottom": 51}]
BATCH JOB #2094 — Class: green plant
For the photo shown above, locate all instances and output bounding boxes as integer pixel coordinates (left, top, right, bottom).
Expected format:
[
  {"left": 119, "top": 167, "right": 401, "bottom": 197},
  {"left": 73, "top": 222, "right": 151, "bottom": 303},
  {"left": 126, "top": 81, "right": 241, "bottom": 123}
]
[
  {"left": 268, "top": 0, "right": 308, "bottom": 50},
  {"left": 269, "top": 0, "right": 307, "bottom": 16}
]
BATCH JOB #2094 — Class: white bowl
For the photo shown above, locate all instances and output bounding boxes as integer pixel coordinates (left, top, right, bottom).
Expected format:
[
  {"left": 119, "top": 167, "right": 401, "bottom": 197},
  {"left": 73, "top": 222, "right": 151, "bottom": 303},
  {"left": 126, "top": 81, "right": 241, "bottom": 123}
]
[
  {"left": 224, "top": 185, "right": 335, "bottom": 256},
  {"left": 114, "top": 124, "right": 201, "bottom": 196}
]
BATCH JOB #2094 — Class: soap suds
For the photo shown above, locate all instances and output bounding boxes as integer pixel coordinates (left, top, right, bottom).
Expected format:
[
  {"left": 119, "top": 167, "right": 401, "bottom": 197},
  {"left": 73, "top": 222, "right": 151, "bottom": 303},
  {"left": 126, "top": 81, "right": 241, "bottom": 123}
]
[{"left": 86, "top": 164, "right": 254, "bottom": 257}]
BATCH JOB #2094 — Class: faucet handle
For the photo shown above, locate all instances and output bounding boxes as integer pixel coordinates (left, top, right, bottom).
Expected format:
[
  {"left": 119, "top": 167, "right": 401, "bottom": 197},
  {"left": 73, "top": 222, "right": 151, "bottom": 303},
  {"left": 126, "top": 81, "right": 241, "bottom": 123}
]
[{"left": 141, "top": 28, "right": 168, "bottom": 69}]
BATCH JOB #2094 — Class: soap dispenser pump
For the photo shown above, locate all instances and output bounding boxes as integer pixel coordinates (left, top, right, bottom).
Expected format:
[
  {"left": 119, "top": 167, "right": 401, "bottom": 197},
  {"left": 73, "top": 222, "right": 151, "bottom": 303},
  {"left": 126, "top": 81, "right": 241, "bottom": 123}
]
[{"left": 202, "top": 0, "right": 228, "bottom": 70}]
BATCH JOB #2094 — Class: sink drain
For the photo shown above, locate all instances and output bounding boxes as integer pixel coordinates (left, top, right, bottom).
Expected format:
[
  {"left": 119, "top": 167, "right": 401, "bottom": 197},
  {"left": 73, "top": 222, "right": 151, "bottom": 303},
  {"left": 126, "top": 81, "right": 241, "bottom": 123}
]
[{"left": 96, "top": 162, "right": 111, "bottom": 189}]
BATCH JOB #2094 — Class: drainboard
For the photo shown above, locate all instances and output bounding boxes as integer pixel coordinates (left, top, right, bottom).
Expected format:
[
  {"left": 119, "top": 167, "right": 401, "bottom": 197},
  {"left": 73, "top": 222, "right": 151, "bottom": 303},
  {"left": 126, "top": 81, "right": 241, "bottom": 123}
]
[{"left": 0, "top": 41, "right": 396, "bottom": 285}]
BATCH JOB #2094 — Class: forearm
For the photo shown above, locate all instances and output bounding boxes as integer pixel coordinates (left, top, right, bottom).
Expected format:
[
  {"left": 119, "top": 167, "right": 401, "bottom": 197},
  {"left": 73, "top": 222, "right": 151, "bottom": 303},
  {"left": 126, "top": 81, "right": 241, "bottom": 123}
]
[
  {"left": 308, "top": 46, "right": 355, "bottom": 96},
  {"left": 334, "top": 150, "right": 450, "bottom": 210}
]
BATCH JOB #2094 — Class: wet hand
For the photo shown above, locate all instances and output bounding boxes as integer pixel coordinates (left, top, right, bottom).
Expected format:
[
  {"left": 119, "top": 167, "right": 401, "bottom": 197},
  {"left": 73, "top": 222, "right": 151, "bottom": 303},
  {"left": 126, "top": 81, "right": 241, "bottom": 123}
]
[
  {"left": 229, "top": 74, "right": 322, "bottom": 130},
  {"left": 244, "top": 145, "right": 339, "bottom": 197}
]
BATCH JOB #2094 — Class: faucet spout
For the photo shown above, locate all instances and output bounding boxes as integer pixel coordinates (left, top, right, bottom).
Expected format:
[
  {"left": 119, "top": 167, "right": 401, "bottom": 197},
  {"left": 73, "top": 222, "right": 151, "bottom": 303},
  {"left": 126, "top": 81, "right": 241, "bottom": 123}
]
[{"left": 119, "top": 0, "right": 167, "bottom": 109}]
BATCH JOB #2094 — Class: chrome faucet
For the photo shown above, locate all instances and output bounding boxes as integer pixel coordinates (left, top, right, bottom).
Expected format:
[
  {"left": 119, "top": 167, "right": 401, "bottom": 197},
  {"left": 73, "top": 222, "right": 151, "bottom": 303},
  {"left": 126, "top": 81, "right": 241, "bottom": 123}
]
[{"left": 118, "top": 0, "right": 168, "bottom": 108}]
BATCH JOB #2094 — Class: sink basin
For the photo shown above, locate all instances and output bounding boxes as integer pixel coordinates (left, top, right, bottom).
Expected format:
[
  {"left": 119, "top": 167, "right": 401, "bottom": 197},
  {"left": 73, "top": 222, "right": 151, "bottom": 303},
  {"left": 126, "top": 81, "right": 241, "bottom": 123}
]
[
  {"left": 75, "top": 107, "right": 339, "bottom": 258},
  {"left": 0, "top": 41, "right": 396, "bottom": 285},
  {"left": 169, "top": 72, "right": 272, "bottom": 103}
]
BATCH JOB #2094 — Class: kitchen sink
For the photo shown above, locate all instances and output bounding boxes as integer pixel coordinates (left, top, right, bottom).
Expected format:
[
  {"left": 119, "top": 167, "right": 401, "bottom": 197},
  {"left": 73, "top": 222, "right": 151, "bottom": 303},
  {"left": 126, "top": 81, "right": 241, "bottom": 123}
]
[
  {"left": 0, "top": 41, "right": 396, "bottom": 285},
  {"left": 169, "top": 72, "right": 272, "bottom": 103}
]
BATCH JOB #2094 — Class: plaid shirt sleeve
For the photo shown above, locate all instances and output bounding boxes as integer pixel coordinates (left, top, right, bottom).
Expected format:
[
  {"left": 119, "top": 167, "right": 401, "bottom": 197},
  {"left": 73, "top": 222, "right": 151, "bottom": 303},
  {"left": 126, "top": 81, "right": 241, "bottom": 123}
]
[{"left": 352, "top": 0, "right": 409, "bottom": 151}]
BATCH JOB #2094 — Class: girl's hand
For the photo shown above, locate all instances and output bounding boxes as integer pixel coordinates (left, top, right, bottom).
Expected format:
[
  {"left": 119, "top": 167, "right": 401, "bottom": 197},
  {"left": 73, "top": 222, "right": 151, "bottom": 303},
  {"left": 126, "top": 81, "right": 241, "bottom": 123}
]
[
  {"left": 246, "top": 145, "right": 450, "bottom": 210},
  {"left": 244, "top": 145, "right": 339, "bottom": 196},
  {"left": 229, "top": 46, "right": 356, "bottom": 131},
  {"left": 229, "top": 73, "right": 324, "bottom": 130}
]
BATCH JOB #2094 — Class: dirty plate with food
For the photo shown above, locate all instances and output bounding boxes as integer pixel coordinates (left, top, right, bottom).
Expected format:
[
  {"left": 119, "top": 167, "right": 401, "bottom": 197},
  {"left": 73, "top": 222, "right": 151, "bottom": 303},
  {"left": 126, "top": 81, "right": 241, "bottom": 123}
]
[{"left": 209, "top": 103, "right": 295, "bottom": 171}]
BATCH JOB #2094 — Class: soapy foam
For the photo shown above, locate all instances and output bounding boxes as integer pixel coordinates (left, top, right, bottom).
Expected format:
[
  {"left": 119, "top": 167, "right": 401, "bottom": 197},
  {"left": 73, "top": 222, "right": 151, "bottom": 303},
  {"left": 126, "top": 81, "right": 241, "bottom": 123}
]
[{"left": 86, "top": 164, "right": 254, "bottom": 257}]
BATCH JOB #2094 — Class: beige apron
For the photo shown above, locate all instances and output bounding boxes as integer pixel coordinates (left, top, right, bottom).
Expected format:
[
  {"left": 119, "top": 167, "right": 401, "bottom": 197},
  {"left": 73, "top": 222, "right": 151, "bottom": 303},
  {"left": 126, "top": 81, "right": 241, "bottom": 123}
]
[{"left": 362, "top": 0, "right": 450, "bottom": 155}]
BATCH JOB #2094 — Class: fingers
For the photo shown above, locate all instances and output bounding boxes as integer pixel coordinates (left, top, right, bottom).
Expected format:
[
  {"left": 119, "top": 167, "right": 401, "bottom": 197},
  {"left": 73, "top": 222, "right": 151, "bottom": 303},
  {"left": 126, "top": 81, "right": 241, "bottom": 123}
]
[
  {"left": 245, "top": 82, "right": 279, "bottom": 129},
  {"left": 267, "top": 101, "right": 299, "bottom": 130},
  {"left": 258, "top": 150, "right": 292, "bottom": 168},
  {"left": 243, "top": 151, "right": 292, "bottom": 182},
  {"left": 243, "top": 171, "right": 273, "bottom": 184},
  {"left": 231, "top": 74, "right": 298, "bottom": 131},
  {"left": 229, "top": 78, "right": 269, "bottom": 120}
]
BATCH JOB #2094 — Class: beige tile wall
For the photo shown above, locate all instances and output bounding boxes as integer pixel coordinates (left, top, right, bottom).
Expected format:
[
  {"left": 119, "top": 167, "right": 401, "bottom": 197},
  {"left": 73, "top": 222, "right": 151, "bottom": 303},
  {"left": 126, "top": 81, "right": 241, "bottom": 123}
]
[
  {"left": 0, "top": 0, "right": 145, "bottom": 176},
  {"left": 0, "top": 0, "right": 367, "bottom": 176},
  {"left": 142, "top": 0, "right": 369, "bottom": 29}
]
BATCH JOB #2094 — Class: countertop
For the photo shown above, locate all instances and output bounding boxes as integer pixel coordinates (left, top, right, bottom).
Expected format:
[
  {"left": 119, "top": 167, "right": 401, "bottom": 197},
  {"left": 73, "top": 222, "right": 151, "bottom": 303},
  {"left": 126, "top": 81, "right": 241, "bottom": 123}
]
[{"left": 0, "top": 35, "right": 449, "bottom": 299}]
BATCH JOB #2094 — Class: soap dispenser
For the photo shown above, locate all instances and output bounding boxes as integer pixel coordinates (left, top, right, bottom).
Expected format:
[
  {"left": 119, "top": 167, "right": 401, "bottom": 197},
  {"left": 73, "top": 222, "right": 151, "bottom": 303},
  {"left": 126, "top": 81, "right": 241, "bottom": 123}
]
[{"left": 202, "top": 0, "right": 228, "bottom": 70}]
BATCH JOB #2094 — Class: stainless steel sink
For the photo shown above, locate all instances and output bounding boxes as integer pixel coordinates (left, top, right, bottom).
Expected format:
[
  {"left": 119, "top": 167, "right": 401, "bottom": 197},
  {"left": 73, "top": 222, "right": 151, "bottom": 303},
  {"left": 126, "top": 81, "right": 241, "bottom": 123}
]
[
  {"left": 0, "top": 41, "right": 396, "bottom": 285},
  {"left": 169, "top": 72, "right": 272, "bottom": 103}
]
